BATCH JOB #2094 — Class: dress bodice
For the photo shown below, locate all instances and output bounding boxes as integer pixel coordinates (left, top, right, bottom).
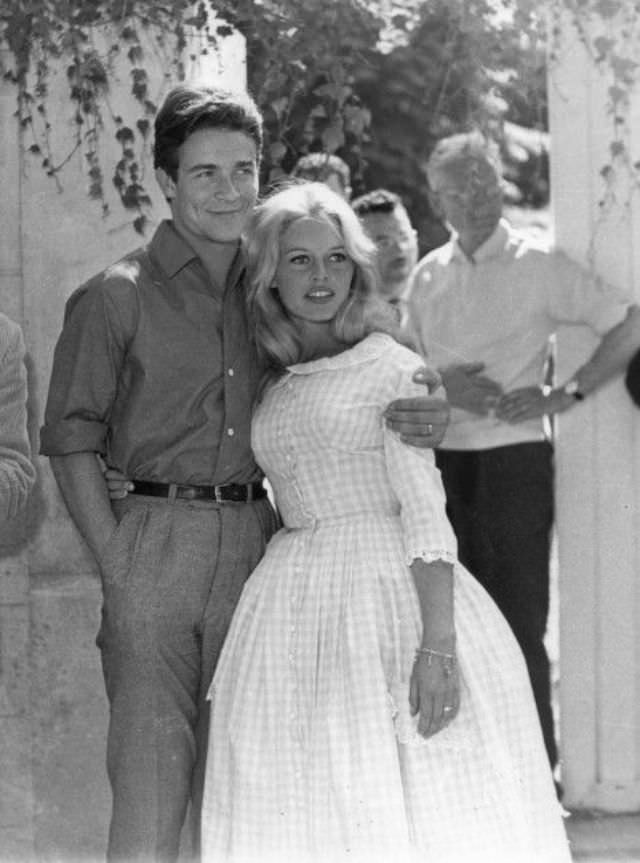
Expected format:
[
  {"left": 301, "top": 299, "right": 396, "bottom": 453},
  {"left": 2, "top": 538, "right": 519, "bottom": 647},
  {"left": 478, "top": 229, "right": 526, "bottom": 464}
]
[{"left": 251, "top": 334, "right": 458, "bottom": 562}]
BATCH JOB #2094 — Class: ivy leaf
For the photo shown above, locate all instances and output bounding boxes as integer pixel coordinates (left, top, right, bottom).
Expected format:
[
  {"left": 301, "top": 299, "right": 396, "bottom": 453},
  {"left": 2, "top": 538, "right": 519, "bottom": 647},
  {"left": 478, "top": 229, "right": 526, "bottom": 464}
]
[
  {"left": 608, "top": 84, "right": 626, "bottom": 104},
  {"left": 593, "top": 36, "right": 615, "bottom": 55},
  {"left": 121, "top": 182, "right": 148, "bottom": 209},
  {"left": 115, "top": 126, "right": 135, "bottom": 143},
  {"left": 610, "top": 140, "right": 625, "bottom": 158},
  {"left": 127, "top": 45, "right": 144, "bottom": 64},
  {"left": 133, "top": 215, "right": 148, "bottom": 235}
]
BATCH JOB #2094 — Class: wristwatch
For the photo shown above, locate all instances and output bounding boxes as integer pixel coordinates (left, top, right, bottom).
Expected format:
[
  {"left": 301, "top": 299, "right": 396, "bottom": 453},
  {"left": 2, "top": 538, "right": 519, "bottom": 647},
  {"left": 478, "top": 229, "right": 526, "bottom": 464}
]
[{"left": 562, "top": 379, "right": 585, "bottom": 401}]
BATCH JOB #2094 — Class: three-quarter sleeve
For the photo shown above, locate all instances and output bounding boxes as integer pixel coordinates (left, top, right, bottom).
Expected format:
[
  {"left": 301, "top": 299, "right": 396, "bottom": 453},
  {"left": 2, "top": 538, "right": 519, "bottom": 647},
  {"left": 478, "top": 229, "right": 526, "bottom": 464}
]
[
  {"left": 381, "top": 349, "right": 458, "bottom": 566},
  {"left": 0, "top": 318, "right": 36, "bottom": 520},
  {"left": 40, "top": 279, "right": 133, "bottom": 456}
]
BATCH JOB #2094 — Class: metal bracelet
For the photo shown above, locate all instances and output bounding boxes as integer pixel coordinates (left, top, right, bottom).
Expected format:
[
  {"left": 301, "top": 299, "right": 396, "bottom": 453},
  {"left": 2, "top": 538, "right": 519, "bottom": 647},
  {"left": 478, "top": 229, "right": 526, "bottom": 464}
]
[{"left": 414, "top": 646, "right": 457, "bottom": 677}]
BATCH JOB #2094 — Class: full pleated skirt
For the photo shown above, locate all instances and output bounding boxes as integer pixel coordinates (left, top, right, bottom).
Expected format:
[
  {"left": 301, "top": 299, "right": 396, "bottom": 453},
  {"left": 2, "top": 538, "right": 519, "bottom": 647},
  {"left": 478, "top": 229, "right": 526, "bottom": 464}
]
[{"left": 201, "top": 514, "right": 570, "bottom": 863}]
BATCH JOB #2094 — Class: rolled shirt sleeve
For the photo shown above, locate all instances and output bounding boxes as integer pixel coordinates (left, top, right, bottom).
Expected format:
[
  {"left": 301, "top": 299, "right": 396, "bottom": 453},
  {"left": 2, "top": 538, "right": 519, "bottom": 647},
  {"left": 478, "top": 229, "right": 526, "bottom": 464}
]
[
  {"left": 0, "top": 316, "right": 36, "bottom": 519},
  {"left": 545, "top": 250, "right": 632, "bottom": 334},
  {"left": 41, "top": 276, "right": 134, "bottom": 457}
]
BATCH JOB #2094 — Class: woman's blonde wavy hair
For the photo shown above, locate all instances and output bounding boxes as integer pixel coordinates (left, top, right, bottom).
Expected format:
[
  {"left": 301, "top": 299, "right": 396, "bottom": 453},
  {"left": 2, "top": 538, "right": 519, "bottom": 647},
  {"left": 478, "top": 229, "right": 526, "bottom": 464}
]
[{"left": 245, "top": 181, "right": 402, "bottom": 391}]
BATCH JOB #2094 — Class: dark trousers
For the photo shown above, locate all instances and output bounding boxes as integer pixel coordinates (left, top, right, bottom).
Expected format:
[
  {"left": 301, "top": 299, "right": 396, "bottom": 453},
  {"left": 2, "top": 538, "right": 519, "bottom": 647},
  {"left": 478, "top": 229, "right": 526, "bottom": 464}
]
[
  {"left": 436, "top": 442, "right": 558, "bottom": 770},
  {"left": 96, "top": 493, "right": 279, "bottom": 862}
]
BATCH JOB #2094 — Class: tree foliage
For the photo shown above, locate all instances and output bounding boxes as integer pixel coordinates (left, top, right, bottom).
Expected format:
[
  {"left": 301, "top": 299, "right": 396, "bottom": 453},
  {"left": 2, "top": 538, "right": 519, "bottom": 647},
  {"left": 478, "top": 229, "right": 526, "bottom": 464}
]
[
  {"left": 210, "top": 0, "right": 382, "bottom": 187},
  {"left": 1, "top": 0, "right": 636, "bottom": 242},
  {"left": 352, "top": 0, "right": 549, "bottom": 251}
]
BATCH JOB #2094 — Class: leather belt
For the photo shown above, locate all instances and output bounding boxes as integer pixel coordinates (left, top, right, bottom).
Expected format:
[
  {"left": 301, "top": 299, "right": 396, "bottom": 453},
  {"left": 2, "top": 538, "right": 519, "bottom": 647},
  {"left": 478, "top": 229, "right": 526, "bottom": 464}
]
[{"left": 130, "top": 480, "right": 266, "bottom": 503}]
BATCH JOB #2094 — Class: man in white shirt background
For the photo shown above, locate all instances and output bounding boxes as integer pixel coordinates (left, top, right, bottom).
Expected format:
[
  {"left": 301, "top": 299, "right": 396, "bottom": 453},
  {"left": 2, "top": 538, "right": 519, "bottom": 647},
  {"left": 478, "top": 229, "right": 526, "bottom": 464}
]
[{"left": 407, "top": 131, "right": 640, "bottom": 785}]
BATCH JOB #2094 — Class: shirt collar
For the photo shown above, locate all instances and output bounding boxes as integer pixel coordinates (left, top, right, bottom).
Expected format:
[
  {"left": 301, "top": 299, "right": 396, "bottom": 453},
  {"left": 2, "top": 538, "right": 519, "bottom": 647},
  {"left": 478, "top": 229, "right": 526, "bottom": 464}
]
[
  {"left": 149, "top": 220, "right": 199, "bottom": 278},
  {"left": 450, "top": 218, "right": 511, "bottom": 264},
  {"left": 148, "top": 220, "right": 247, "bottom": 289}
]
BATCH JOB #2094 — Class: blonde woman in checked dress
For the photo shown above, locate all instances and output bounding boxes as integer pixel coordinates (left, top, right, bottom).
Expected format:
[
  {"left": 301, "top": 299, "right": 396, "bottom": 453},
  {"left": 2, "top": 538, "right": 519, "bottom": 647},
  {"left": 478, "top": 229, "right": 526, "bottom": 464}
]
[{"left": 200, "top": 183, "right": 570, "bottom": 863}]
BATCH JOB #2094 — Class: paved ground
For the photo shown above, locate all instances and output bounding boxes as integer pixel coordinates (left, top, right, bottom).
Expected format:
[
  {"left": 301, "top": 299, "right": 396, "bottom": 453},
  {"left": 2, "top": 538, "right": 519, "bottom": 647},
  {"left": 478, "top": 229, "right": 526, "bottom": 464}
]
[{"left": 566, "top": 812, "right": 640, "bottom": 861}]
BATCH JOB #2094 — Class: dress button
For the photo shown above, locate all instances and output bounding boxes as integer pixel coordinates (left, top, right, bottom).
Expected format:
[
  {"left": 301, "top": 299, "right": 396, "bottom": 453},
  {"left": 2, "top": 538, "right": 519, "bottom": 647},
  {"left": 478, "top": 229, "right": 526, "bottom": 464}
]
[
  {"left": 227, "top": 428, "right": 234, "bottom": 436},
  {"left": 227, "top": 368, "right": 234, "bottom": 377}
]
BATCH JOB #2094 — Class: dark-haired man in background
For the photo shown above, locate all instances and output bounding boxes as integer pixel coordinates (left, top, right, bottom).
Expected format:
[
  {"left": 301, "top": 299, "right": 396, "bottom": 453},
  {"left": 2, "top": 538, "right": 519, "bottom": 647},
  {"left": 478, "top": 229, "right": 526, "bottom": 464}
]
[{"left": 352, "top": 188, "right": 418, "bottom": 310}]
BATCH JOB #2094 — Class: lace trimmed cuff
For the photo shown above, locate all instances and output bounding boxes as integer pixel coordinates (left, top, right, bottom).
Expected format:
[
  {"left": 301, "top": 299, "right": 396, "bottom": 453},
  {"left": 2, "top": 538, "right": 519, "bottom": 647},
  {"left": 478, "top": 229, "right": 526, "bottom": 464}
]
[{"left": 404, "top": 548, "right": 457, "bottom": 568}]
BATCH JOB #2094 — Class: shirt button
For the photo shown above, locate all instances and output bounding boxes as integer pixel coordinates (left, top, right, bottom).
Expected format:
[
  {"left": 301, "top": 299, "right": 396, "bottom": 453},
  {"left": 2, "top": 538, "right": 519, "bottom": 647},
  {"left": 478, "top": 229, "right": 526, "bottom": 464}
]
[
  {"left": 227, "top": 428, "right": 234, "bottom": 437},
  {"left": 228, "top": 368, "right": 234, "bottom": 376}
]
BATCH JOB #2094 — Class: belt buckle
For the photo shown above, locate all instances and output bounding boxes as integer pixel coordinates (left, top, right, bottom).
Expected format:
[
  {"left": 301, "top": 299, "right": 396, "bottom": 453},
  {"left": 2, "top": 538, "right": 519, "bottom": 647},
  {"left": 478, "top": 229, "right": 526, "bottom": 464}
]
[
  {"left": 214, "top": 485, "right": 224, "bottom": 504},
  {"left": 180, "top": 485, "right": 198, "bottom": 501}
]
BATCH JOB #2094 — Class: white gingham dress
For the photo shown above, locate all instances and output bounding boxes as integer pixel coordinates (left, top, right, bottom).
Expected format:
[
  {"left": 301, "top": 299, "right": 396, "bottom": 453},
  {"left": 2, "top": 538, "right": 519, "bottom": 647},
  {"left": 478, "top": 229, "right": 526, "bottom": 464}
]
[{"left": 201, "top": 333, "right": 571, "bottom": 863}]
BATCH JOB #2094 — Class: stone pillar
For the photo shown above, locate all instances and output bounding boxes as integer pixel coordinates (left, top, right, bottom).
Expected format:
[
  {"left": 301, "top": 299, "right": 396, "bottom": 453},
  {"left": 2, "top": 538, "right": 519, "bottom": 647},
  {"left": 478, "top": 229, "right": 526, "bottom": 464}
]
[
  {"left": 0, "top": 19, "right": 245, "bottom": 859},
  {"left": 548, "top": 7, "right": 640, "bottom": 810}
]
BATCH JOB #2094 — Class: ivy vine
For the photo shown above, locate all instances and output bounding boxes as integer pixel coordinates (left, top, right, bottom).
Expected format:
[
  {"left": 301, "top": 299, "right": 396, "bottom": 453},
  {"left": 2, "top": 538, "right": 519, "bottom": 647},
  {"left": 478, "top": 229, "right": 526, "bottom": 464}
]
[
  {"left": 1, "top": 0, "right": 639, "bottom": 235},
  {"left": 547, "top": 0, "right": 640, "bottom": 213},
  {"left": 1, "top": 0, "right": 219, "bottom": 233}
]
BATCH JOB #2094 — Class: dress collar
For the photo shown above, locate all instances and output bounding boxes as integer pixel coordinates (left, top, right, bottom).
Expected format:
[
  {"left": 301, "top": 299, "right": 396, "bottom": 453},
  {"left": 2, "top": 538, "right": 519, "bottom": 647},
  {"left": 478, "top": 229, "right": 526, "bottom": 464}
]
[{"left": 285, "top": 332, "right": 394, "bottom": 376}]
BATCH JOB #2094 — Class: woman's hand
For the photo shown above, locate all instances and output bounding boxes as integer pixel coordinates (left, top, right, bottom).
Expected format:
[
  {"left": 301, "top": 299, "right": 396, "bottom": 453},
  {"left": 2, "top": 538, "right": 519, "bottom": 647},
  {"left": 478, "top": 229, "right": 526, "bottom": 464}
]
[
  {"left": 104, "top": 467, "right": 134, "bottom": 500},
  {"left": 409, "top": 650, "right": 460, "bottom": 738}
]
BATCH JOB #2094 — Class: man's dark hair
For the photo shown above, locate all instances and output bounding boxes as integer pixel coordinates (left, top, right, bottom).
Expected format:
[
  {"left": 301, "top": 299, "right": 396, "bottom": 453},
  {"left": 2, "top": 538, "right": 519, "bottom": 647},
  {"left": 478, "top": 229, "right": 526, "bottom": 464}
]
[
  {"left": 291, "top": 153, "right": 351, "bottom": 190},
  {"left": 154, "top": 84, "right": 263, "bottom": 180},
  {"left": 351, "top": 188, "right": 402, "bottom": 217}
]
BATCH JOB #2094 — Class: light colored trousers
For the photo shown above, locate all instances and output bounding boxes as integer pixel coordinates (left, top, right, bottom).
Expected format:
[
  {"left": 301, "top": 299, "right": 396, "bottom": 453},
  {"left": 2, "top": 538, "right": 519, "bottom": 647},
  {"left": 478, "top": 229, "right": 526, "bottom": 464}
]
[{"left": 96, "top": 492, "right": 279, "bottom": 862}]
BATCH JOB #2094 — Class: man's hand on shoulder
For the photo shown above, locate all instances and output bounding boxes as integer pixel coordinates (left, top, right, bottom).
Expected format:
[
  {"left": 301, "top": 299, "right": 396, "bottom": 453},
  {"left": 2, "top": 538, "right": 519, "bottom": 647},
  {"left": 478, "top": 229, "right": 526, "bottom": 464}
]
[
  {"left": 384, "top": 367, "right": 450, "bottom": 448},
  {"left": 439, "top": 362, "right": 503, "bottom": 415}
]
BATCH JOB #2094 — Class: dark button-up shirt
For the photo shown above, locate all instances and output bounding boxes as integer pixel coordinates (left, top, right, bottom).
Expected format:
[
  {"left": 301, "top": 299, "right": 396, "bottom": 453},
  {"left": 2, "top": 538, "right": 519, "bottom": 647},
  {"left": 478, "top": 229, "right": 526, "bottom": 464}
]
[{"left": 41, "top": 220, "right": 262, "bottom": 485}]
